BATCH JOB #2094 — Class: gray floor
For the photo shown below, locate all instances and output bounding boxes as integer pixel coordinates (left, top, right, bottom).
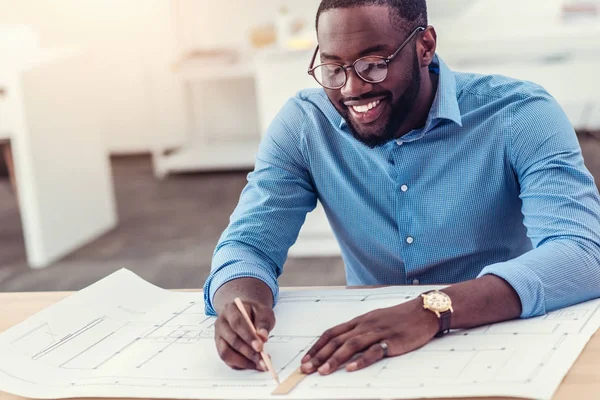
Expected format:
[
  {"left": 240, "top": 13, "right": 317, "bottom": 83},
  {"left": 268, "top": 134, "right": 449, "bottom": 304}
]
[
  {"left": 0, "top": 156, "right": 346, "bottom": 292},
  {"left": 1, "top": 131, "right": 599, "bottom": 293}
]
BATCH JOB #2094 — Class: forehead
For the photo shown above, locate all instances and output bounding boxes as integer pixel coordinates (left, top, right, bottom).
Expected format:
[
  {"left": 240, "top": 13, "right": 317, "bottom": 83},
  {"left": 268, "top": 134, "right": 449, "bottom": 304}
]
[{"left": 317, "top": 6, "right": 402, "bottom": 58}]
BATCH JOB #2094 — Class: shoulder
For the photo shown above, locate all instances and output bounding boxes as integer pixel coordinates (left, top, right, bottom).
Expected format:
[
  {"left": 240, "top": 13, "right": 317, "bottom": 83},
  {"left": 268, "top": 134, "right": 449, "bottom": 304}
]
[
  {"left": 453, "top": 69, "right": 563, "bottom": 127},
  {"left": 454, "top": 70, "right": 553, "bottom": 104},
  {"left": 293, "top": 88, "right": 340, "bottom": 119},
  {"left": 271, "top": 88, "right": 342, "bottom": 133}
]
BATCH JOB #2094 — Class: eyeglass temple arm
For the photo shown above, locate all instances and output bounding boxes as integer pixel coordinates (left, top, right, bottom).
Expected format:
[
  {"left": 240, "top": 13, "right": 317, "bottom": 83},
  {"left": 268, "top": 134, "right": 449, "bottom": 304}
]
[
  {"left": 307, "top": 45, "right": 320, "bottom": 74},
  {"left": 386, "top": 26, "right": 426, "bottom": 62}
]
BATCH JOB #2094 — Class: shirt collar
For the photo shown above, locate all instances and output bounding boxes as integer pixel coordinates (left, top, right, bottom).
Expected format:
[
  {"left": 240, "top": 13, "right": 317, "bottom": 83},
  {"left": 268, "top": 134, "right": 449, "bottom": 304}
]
[
  {"left": 426, "top": 54, "right": 462, "bottom": 129},
  {"left": 338, "top": 54, "right": 463, "bottom": 132}
]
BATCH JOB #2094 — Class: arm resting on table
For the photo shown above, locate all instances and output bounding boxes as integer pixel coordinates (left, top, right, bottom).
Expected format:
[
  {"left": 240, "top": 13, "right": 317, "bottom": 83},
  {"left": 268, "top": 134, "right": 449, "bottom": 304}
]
[{"left": 479, "top": 92, "right": 600, "bottom": 318}]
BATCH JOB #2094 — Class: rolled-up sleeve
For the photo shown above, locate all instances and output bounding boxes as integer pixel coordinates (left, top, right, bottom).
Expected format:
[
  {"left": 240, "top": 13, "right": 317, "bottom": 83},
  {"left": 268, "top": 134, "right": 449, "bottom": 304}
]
[
  {"left": 479, "top": 91, "right": 600, "bottom": 317},
  {"left": 203, "top": 97, "right": 317, "bottom": 316}
]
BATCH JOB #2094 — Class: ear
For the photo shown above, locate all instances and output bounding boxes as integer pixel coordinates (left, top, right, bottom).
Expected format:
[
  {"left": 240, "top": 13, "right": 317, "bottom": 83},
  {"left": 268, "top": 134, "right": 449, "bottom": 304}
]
[{"left": 417, "top": 26, "right": 437, "bottom": 68}]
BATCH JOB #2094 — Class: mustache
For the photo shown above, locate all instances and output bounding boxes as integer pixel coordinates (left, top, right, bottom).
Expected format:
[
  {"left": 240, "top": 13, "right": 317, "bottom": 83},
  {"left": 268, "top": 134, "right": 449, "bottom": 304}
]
[{"left": 339, "top": 92, "right": 391, "bottom": 105}]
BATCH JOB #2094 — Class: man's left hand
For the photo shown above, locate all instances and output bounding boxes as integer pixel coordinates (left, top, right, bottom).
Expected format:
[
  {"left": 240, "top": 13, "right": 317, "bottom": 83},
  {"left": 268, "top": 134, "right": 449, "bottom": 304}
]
[{"left": 300, "top": 298, "right": 440, "bottom": 375}]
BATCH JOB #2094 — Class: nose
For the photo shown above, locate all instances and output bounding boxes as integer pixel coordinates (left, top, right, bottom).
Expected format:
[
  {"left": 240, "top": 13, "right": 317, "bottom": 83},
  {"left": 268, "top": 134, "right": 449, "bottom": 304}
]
[{"left": 340, "top": 68, "right": 373, "bottom": 99}]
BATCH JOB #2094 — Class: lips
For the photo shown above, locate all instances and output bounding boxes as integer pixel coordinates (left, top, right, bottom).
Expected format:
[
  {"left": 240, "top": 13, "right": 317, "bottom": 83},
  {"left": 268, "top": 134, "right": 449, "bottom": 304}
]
[{"left": 345, "top": 97, "right": 387, "bottom": 125}]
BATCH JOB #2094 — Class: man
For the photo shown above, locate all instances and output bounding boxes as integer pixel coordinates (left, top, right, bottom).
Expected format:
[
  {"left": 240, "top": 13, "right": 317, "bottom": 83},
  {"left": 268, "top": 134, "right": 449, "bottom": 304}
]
[{"left": 203, "top": 0, "right": 600, "bottom": 375}]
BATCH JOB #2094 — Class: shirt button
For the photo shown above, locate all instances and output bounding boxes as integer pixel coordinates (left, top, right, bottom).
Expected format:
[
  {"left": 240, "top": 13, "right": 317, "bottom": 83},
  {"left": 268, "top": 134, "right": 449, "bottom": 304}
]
[
  {"left": 406, "top": 236, "right": 414, "bottom": 244},
  {"left": 413, "top": 279, "right": 420, "bottom": 285},
  {"left": 396, "top": 140, "right": 403, "bottom": 146},
  {"left": 401, "top": 184, "right": 408, "bottom": 192}
]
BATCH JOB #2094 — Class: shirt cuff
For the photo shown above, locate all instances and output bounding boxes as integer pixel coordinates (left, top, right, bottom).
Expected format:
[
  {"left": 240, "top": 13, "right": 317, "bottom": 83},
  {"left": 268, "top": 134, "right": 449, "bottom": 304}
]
[
  {"left": 203, "top": 264, "right": 279, "bottom": 316},
  {"left": 477, "top": 260, "right": 546, "bottom": 318}
]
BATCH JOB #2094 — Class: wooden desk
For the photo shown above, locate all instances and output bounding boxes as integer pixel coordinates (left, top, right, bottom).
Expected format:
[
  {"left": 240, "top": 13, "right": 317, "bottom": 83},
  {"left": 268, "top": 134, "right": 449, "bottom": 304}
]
[{"left": 1, "top": 290, "right": 599, "bottom": 400}]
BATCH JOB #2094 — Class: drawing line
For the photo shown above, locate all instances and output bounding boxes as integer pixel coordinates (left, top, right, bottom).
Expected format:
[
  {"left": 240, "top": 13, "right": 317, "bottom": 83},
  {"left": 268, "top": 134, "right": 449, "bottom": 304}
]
[
  {"left": 118, "top": 306, "right": 146, "bottom": 315},
  {"left": 277, "top": 338, "right": 318, "bottom": 373},
  {"left": 32, "top": 317, "right": 105, "bottom": 360},
  {"left": 59, "top": 329, "right": 119, "bottom": 369},
  {"left": 94, "top": 336, "right": 142, "bottom": 370},
  {"left": 142, "top": 302, "right": 197, "bottom": 338},
  {"left": 11, "top": 323, "right": 57, "bottom": 345},
  {"left": 577, "top": 304, "right": 600, "bottom": 334},
  {"left": 137, "top": 331, "right": 190, "bottom": 368}
]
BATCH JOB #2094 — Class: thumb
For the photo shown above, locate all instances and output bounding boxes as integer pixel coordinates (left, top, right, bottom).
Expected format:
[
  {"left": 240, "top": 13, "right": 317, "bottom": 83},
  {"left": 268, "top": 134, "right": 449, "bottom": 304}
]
[{"left": 252, "top": 304, "right": 275, "bottom": 342}]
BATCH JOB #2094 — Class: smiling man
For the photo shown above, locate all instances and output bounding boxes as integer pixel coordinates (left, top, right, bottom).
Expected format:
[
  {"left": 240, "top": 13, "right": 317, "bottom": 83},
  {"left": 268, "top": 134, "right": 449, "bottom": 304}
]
[{"left": 203, "top": 0, "right": 600, "bottom": 375}]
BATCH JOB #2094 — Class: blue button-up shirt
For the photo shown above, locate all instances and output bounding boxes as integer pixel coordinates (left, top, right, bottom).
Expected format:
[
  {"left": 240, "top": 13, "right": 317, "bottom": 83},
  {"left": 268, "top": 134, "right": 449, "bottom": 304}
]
[{"left": 204, "top": 55, "right": 600, "bottom": 318}]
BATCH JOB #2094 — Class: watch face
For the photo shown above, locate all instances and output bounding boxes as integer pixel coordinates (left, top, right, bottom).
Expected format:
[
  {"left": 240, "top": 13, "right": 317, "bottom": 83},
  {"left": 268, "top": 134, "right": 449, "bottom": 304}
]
[{"left": 424, "top": 291, "right": 451, "bottom": 312}]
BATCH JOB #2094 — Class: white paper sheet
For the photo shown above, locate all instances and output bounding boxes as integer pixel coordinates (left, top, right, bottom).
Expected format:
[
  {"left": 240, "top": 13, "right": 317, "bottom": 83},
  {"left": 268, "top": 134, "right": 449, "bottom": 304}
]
[{"left": 0, "top": 269, "right": 598, "bottom": 400}]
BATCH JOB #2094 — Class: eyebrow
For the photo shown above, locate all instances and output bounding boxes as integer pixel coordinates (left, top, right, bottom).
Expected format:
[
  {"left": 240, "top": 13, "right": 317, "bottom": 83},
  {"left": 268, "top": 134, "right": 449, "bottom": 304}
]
[{"left": 320, "top": 44, "right": 390, "bottom": 61}]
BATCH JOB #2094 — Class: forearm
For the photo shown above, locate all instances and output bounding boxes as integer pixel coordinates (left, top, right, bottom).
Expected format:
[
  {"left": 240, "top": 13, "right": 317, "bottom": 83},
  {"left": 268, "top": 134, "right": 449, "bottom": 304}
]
[
  {"left": 213, "top": 278, "right": 274, "bottom": 315},
  {"left": 443, "top": 275, "right": 522, "bottom": 329},
  {"left": 478, "top": 239, "right": 600, "bottom": 317}
]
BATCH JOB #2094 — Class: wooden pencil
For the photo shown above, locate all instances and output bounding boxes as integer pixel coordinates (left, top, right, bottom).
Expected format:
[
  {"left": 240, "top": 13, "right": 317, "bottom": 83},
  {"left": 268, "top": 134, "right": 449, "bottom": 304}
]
[{"left": 233, "top": 297, "right": 280, "bottom": 384}]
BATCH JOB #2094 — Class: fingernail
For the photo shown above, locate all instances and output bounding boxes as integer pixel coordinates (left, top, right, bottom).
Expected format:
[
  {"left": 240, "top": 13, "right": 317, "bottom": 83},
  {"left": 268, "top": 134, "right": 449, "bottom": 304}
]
[
  {"left": 301, "top": 354, "right": 311, "bottom": 363},
  {"left": 318, "top": 363, "right": 330, "bottom": 374},
  {"left": 347, "top": 362, "right": 357, "bottom": 371},
  {"left": 258, "top": 329, "right": 269, "bottom": 340},
  {"left": 259, "top": 360, "right": 267, "bottom": 371},
  {"left": 252, "top": 340, "right": 263, "bottom": 352},
  {"left": 302, "top": 361, "right": 314, "bottom": 373}
]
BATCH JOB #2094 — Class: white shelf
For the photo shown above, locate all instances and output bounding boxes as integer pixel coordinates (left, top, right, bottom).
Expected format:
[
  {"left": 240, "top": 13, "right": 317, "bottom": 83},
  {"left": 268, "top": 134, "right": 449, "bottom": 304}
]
[
  {"left": 152, "top": 141, "right": 259, "bottom": 178},
  {"left": 154, "top": 53, "right": 261, "bottom": 178},
  {"left": 175, "top": 62, "right": 255, "bottom": 81}
]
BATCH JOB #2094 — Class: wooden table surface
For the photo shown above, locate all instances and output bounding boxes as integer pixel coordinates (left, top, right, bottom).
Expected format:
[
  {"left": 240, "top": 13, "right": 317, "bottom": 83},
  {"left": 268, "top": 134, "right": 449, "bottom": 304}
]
[{"left": 1, "top": 290, "right": 599, "bottom": 400}]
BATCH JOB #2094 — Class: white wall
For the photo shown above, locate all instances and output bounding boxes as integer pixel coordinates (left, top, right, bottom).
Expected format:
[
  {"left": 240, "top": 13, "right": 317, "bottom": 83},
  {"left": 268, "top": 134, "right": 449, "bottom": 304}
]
[
  {"left": 172, "top": 0, "right": 475, "bottom": 51},
  {"left": 0, "top": 0, "right": 186, "bottom": 154},
  {"left": 0, "top": 0, "right": 481, "bottom": 155},
  {"left": 172, "top": 0, "right": 321, "bottom": 52}
]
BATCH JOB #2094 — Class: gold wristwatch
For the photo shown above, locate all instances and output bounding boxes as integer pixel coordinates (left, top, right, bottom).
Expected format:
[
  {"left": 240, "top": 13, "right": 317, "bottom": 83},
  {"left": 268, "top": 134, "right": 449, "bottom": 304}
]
[{"left": 421, "top": 290, "right": 453, "bottom": 337}]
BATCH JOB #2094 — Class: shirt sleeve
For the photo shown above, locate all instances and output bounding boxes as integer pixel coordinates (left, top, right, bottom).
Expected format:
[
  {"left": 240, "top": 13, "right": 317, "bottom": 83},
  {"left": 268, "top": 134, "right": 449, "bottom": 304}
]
[
  {"left": 203, "top": 97, "right": 318, "bottom": 316},
  {"left": 478, "top": 88, "right": 600, "bottom": 318}
]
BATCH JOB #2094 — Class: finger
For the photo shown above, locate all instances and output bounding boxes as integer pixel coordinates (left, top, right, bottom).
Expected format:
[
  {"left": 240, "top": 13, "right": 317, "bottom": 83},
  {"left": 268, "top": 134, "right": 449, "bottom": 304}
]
[
  {"left": 317, "top": 333, "right": 382, "bottom": 375},
  {"left": 218, "top": 318, "right": 264, "bottom": 370},
  {"left": 251, "top": 304, "right": 276, "bottom": 342},
  {"left": 301, "top": 322, "right": 357, "bottom": 368},
  {"left": 224, "top": 303, "right": 265, "bottom": 353},
  {"left": 346, "top": 341, "right": 388, "bottom": 372},
  {"left": 300, "top": 330, "right": 355, "bottom": 373},
  {"left": 216, "top": 337, "right": 263, "bottom": 371}
]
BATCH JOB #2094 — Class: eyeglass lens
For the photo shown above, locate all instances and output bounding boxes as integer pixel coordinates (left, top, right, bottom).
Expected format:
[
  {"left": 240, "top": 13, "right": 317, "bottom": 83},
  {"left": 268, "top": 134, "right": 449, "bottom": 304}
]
[{"left": 313, "top": 57, "right": 388, "bottom": 88}]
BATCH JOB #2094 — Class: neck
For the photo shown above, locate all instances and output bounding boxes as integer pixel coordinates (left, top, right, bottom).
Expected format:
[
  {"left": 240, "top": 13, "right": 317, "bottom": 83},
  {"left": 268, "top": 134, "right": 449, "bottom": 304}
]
[{"left": 394, "top": 69, "right": 438, "bottom": 138}]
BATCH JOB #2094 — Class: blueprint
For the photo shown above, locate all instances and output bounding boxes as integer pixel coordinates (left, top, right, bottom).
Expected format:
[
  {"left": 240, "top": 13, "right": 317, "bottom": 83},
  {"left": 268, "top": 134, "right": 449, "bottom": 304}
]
[{"left": 0, "top": 269, "right": 599, "bottom": 400}]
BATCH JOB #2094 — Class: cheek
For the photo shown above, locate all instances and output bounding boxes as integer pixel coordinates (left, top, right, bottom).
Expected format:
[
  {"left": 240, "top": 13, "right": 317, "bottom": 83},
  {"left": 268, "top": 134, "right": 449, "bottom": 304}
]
[
  {"left": 325, "top": 90, "right": 346, "bottom": 111},
  {"left": 325, "top": 89, "right": 341, "bottom": 102},
  {"left": 385, "top": 64, "right": 418, "bottom": 92}
]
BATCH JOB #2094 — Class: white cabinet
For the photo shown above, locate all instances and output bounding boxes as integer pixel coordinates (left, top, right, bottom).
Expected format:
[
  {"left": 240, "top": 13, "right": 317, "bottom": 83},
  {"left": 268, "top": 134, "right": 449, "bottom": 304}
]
[{"left": 0, "top": 49, "right": 117, "bottom": 268}]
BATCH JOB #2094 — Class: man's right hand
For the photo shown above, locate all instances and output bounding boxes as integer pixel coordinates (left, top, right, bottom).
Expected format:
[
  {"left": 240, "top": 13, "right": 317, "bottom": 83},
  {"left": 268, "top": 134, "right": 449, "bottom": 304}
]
[{"left": 213, "top": 278, "right": 276, "bottom": 370}]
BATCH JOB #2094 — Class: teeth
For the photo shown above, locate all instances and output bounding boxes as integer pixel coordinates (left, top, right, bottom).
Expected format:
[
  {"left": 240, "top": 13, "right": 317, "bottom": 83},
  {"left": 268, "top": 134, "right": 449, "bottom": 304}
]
[{"left": 351, "top": 100, "right": 381, "bottom": 113}]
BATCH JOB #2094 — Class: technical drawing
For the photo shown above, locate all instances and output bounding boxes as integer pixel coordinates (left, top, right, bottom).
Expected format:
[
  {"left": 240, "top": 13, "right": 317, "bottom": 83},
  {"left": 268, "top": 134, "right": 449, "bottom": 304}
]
[{"left": 0, "top": 269, "right": 598, "bottom": 400}]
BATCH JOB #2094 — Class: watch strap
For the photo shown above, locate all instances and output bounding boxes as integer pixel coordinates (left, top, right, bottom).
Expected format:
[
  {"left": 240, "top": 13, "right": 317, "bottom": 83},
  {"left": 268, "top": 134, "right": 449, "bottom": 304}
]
[{"left": 435, "top": 309, "right": 452, "bottom": 338}]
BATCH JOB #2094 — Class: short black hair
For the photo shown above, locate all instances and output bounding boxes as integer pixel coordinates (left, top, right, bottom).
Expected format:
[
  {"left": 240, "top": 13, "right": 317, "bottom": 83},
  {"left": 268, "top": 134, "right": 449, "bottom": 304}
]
[{"left": 316, "top": 0, "right": 428, "bottom": 33}]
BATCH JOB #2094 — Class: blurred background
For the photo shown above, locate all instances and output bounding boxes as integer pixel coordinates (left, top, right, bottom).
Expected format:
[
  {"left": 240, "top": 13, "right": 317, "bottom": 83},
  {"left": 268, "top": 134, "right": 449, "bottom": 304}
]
[{"left": 0, "top": 0, "right": 599, "bottom": 292}]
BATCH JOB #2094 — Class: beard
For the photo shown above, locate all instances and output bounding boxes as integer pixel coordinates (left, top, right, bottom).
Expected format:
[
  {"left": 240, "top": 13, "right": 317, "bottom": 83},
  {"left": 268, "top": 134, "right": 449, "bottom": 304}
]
[{"left": 342, "top": 52, "right": 422, "bottom": 148}]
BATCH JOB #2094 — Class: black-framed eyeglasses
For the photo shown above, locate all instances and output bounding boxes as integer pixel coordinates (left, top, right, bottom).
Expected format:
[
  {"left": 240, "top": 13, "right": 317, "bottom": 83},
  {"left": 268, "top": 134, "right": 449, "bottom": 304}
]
[{"left": 307, "top": 26, "right": 425, "bottom": 90}]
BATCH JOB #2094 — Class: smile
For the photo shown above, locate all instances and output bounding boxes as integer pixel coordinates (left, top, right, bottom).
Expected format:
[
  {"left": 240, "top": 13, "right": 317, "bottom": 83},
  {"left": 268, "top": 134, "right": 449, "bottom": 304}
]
[
  {"left": 351, "top": 99, "right": 381, "bottom": 113},
  {"left": 345, "top": 97, "right": 387, "bottom": 125}
]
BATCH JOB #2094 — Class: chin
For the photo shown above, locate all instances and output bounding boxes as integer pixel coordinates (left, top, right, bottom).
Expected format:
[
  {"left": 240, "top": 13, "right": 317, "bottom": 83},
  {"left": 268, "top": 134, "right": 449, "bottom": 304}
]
[{"left": 349, "top": 120, "right": 393, "bottom": 148}]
